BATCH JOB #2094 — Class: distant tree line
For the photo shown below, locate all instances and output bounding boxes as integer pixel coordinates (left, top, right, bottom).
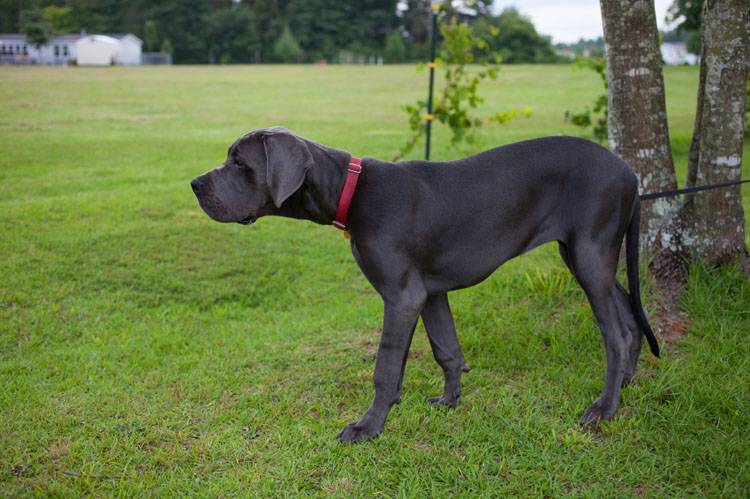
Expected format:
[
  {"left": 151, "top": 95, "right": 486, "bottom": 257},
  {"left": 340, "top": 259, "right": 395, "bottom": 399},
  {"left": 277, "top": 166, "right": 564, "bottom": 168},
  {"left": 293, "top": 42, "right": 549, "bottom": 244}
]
[{"left": 0, "top": 0, "right": 563, "bottom": 64}]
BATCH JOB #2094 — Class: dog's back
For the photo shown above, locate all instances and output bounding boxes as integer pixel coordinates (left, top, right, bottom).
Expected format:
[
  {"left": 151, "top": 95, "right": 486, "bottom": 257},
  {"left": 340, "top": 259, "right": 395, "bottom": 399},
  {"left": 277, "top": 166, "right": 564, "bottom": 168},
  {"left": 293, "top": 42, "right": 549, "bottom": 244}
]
[{"left": 352, "top": 136, "right": 638, "bottom": 290}]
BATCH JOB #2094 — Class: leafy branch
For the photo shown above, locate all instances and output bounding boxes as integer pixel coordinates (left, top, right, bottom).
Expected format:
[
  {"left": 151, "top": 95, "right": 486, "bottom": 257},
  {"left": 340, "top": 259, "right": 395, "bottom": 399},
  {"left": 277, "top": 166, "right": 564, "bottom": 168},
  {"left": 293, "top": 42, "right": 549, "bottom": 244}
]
[
  {"left": 397, "top": 15, "right": 531, "bottom": 160},
  {"left": 564, "top": 56, "right": 608, "bottom": 142}
]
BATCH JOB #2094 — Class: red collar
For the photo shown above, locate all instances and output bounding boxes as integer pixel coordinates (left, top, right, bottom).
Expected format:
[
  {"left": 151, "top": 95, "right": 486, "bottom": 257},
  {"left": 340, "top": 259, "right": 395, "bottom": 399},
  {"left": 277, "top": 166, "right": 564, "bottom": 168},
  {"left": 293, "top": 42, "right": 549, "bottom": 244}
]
[{"left": 332, "top": 156, "right": 362, "bottom": 236}]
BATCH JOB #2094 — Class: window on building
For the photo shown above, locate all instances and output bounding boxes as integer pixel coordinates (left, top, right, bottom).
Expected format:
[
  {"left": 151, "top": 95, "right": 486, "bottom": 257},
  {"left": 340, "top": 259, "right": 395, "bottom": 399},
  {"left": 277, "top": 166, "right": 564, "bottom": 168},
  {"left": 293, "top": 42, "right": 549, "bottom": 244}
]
[
  {"left": 63, "top": 46, "right": 69, "bottom": 56},
  {"left": 54, "top": 45, "right": 60, "bottom": 56}
]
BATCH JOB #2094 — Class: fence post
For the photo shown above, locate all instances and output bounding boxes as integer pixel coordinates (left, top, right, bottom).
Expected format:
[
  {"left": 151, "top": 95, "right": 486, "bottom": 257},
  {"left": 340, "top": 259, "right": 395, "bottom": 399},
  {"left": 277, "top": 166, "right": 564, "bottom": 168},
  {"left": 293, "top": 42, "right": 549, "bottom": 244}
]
[{"left": 425, "top": 3, "right": 439, "bottom": 160}]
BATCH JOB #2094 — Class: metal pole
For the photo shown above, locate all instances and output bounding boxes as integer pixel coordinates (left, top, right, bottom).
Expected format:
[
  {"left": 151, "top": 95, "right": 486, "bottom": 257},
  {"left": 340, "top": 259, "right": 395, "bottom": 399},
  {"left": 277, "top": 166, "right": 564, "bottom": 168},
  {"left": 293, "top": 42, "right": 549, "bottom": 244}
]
[{"left": 425, "top": 4, "right": 439, "bottom": 160}]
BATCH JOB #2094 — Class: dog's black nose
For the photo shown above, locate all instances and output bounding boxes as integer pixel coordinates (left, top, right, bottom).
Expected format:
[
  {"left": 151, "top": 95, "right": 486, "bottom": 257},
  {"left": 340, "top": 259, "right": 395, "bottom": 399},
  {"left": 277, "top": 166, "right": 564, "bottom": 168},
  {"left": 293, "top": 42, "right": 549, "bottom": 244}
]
[{"left": 191, "top": 178, "right": 203, "bottom": 195}]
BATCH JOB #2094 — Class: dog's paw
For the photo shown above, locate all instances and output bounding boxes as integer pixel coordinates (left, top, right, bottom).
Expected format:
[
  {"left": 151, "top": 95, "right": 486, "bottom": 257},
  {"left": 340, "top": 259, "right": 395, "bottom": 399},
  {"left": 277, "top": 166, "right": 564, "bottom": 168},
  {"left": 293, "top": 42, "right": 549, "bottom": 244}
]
[
  {"left": 427, "top": 394, "right": 459, "bottom": 408},
  {"left": 336, "top": 422, "right": 381, "bottom": 443},
  {"left": 579, "top": 399, "right": 615, "bottom": 427}
]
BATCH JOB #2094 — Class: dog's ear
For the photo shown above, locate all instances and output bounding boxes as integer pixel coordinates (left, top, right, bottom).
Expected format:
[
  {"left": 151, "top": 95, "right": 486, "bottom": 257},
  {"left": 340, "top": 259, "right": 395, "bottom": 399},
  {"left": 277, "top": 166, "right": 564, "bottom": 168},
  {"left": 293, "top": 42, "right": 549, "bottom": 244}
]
[{"left": 262, "top": 130, "right": 314, "bottom": 208}]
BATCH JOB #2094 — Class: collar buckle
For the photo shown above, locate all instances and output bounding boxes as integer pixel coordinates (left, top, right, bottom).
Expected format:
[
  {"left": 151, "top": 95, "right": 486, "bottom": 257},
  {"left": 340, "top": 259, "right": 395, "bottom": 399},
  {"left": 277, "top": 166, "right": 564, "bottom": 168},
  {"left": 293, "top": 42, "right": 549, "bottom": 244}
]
[{"left": 333, "top": 156, "right": 363, "bottom": 236}]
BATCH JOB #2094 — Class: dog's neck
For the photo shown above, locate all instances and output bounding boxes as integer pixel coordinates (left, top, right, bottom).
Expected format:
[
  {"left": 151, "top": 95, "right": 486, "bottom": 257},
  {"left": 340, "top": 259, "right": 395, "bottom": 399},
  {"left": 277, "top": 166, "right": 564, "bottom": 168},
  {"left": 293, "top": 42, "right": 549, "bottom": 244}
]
[{"left": 275, "top": 140, "right": 351, "bottom": 225}]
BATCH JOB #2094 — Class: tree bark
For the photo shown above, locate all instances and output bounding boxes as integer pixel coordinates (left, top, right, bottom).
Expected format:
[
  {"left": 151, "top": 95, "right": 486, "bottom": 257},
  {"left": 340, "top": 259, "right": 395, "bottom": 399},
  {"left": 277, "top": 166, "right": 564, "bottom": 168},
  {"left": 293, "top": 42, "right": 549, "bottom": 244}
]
[
  {"left": 683, "top": 0, "right": 749, "bottom": 266},
  {"left": 600, "top": 0, "right": 679, "bottom": 252}
]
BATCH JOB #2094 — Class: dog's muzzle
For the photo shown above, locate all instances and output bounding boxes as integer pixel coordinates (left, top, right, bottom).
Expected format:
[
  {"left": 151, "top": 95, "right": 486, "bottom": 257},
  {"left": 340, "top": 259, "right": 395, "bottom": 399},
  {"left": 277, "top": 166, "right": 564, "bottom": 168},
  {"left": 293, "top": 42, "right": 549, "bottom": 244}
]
[{"left": 190, "top": 177, "right": 205, "bottom": 197}]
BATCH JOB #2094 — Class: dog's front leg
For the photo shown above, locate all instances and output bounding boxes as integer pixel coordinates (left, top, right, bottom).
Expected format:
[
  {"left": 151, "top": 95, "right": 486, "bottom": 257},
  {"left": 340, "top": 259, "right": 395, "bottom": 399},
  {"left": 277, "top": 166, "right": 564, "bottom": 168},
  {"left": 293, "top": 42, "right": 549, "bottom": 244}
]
[
  {"left": 422, "top": 293, "right": 470, "bottom": 407},
  {"left": 337, "top": 286, "right": 426, "bottom": 442}
]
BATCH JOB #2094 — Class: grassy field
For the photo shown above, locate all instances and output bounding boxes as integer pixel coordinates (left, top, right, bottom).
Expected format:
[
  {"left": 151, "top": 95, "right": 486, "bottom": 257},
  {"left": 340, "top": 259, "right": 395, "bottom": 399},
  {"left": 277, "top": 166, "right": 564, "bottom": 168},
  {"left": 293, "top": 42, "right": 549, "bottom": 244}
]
[{"left": 1, "top": 64, "right": 749, "bottom": 496}]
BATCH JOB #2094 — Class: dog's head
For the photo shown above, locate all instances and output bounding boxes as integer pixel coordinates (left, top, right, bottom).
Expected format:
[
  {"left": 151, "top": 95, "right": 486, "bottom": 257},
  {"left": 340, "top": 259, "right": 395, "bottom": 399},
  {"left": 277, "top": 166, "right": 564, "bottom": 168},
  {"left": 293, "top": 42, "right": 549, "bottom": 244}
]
[{"left": 191, "top": 127, "right": 314, "bottom": 224}]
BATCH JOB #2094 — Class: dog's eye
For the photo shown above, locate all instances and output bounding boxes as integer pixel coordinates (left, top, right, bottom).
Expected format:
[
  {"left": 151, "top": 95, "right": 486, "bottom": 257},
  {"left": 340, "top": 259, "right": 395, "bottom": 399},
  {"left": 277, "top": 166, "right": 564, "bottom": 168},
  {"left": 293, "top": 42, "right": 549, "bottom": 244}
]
[
  {"left": 238, "top": 163, "right": 255, "bottom": 184},
  {"left": 232, "top": 154, "right": 247, "bottom": 169}
]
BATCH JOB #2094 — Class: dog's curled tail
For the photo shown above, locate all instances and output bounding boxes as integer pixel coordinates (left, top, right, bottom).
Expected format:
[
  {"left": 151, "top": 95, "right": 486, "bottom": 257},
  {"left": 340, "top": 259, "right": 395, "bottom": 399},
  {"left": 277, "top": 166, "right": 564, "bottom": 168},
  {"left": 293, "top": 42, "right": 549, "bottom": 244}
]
[{"left": 626, "top": 197, "right": 660, "bottom": 357}]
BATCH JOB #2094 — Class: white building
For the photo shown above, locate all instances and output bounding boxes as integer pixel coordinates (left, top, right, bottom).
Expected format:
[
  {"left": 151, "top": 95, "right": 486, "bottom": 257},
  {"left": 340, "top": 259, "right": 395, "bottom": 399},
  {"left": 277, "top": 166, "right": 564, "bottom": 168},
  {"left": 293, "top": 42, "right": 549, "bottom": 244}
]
[
  {"left": 76, "top": 35, "right": 120, "bottom": 65},
  {"left": 0, "top": 33, "right": 78, "bottom": 65},
  {"left": 114, "top": 34, "right": 143, "bottom": 65},
  {"left": 0, "top": 33, "right": 142, "bottom": 65},
  {"left": 661, "top": 41, "right": 698, "bottom": 65}
]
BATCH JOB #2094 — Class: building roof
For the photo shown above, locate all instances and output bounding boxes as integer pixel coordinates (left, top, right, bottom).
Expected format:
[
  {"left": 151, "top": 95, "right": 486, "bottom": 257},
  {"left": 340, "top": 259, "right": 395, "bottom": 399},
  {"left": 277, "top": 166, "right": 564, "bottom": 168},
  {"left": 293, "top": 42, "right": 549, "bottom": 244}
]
[
  {"left": 107, "top": 33, "right": 142, "bottom": 41},
  {"left": 78, "top": 35, "right": 120, "bottom": 45},
  {"left": 0, "top": 33, "right": 142, "bottom": 44}
]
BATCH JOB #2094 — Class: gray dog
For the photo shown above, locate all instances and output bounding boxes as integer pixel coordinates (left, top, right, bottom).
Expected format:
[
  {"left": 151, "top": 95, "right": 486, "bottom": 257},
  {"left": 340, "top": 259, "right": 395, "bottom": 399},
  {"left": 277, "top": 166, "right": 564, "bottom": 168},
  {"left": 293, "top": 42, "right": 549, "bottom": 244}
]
[{"left": 191, "top": 127, "right": 659, "bottom": 442}]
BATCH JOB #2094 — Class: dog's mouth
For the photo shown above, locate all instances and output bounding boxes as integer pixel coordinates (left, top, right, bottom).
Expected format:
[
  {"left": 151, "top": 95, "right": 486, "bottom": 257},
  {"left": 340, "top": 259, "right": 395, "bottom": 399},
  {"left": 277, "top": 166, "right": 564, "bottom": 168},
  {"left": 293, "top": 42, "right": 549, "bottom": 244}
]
[{"left": 238, "top": 215, "right": 255, "bottom": 225}]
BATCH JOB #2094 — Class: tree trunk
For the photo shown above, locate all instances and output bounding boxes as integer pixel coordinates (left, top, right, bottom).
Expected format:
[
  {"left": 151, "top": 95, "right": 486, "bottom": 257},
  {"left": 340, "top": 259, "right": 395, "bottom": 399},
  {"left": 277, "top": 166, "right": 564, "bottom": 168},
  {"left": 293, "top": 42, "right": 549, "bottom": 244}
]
[
  {"left": 651, "top": 0, "right": 750, "bottom": 281},
  {"left": 600, "top": 0, "right": 679, "bottom": 252},
  {"left": 682, "top": 0, "right": 749, "bottom": 267},
  {"left": 686, "top": 34, "right": 708, "bottom": 190}
]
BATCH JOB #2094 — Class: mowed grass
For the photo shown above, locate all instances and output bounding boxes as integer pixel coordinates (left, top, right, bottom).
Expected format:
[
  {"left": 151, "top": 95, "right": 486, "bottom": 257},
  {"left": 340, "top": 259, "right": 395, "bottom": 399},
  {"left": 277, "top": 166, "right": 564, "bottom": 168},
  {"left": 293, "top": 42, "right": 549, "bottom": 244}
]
[{"left": 1, "top": 64, "right": 749, "bottom": 496}]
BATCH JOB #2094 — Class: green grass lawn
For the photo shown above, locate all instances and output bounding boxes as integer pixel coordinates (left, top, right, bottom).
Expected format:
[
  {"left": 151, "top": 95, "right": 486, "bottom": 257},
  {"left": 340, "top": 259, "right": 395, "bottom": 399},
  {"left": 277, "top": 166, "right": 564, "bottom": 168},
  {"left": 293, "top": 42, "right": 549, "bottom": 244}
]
[{"left": 1, "top": 64, "right": 749, "bottom": 496}]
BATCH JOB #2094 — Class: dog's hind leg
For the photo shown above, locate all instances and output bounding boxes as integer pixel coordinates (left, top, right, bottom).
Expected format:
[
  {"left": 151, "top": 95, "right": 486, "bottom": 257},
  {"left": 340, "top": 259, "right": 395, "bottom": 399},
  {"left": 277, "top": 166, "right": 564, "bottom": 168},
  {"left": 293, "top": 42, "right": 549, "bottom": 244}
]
[
  {"left": 614, "top": 282, "right": 642, "bottom": 387},
  {"left": 566, "top": 241, "right": 630, "bottom": 425},
  {"left": 559, "top": 243, "right": 640, "bottom": 388},
  {"left": 421, "top": 293, "right": 470, "bottom": 407}
]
